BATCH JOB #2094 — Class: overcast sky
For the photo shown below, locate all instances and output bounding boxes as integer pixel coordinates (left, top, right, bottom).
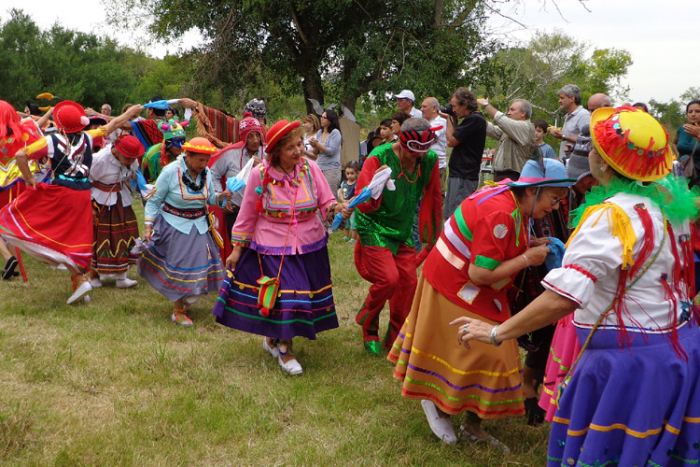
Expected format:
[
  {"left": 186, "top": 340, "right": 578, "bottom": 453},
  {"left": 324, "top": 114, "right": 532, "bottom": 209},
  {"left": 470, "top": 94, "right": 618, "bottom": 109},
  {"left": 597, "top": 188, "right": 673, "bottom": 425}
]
[{"left": 3, "top": 0, "right": 697, "bottom": 105}]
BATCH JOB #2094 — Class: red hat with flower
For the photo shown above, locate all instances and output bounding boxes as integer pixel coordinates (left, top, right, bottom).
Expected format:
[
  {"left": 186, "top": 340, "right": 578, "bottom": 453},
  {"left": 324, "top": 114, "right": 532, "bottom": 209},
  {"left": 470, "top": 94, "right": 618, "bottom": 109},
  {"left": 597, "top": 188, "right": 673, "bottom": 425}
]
[{"left": 53, "top": 100, "right": 90, "bottom": 134}]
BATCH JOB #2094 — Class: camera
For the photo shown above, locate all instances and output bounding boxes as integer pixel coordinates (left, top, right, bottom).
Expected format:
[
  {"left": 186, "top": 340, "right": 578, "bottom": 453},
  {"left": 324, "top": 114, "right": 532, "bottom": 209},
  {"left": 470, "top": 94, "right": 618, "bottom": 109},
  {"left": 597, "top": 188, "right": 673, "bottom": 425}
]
[{"left": 439, "top": 103, "right": 455, "bottom": 116}]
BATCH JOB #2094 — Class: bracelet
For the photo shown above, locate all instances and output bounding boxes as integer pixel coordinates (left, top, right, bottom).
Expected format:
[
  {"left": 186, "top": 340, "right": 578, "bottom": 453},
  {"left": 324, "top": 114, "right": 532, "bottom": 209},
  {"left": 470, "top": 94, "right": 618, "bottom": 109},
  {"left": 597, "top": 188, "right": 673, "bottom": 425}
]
[
  {"left": 521, "top": 254, "right": 529, "bottom": 268},
  {"left": 490, "top": 325, "right": 502, "bottom": 347}
]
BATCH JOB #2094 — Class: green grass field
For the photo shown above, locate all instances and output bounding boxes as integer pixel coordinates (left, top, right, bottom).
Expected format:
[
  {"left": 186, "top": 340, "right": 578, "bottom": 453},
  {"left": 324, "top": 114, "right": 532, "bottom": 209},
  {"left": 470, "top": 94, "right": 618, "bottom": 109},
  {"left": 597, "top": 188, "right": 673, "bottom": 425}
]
[{"left": 0, "top": 204, "right": 549, "bottom": 466}]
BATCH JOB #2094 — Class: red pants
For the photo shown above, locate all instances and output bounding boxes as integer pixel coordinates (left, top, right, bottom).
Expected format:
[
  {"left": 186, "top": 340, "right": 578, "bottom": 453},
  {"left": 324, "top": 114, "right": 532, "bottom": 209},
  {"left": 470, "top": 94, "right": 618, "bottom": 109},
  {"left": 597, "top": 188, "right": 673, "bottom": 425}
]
[{"left": 354, "top": 240, "right": 417, "bottom": 348}]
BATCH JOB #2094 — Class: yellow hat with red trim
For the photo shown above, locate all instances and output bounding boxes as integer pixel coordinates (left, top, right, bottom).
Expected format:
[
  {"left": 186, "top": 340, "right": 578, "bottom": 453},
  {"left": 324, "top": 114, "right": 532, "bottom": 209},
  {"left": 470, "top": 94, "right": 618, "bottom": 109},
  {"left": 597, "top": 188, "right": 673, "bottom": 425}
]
[{"left": 590, "top": 106, "right": 673, "bottom": 182}]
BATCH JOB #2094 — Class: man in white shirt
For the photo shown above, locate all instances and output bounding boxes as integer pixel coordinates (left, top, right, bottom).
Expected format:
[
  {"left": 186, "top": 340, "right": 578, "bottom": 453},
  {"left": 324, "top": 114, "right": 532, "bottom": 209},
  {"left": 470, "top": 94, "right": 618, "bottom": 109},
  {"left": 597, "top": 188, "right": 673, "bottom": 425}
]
[
  {"left": 549, "top": 84, "right": 590, "bottom": 160},
  {"left": 421, "top": 97, "right": 448, "bottom": 193},
  {"left": 393, "top": 90, "right": 423, "bottom": 119},
  {"left": 210, "top": 114, "right": 265, "bottom": 236}
]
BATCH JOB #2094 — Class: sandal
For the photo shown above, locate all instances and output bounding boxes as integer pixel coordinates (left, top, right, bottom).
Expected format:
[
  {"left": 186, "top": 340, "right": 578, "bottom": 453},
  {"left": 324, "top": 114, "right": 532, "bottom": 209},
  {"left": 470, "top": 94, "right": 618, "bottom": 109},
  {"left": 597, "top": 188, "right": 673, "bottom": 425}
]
[
  {"left": 171, "top": 308, "right": 193, "bottom": 326},
  {"left": 458, "top": 425, "right": 510, "bottom": 453}
]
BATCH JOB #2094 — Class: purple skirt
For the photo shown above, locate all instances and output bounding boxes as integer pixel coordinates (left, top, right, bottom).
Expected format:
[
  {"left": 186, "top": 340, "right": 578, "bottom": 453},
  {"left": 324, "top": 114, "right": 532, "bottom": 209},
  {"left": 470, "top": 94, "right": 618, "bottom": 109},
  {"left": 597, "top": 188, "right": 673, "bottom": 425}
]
[
  {"left": 547, "top": 321, "right": 700, "bottom": 467},
  {"left": 212, "top": 246, "right": 338, "bottom": 340}
]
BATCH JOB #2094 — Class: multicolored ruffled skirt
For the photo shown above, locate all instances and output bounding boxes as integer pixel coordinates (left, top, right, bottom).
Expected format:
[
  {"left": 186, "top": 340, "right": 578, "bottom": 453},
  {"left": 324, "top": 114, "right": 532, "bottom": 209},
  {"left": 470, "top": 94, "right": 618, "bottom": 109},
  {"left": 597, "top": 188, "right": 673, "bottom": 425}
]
[
  {"left": 547, "top": 322, "right": 700, "bottom": 467},
  {"left": 539, "top": 314, "right": 581, "bottom": 422},
  {"left": 92, "top": 194, "right": 139, "bottom": 276},
  {"left": 0, "top": 184, "right": 93, "bottom": 271},
  {"left": 212, "top": 246, "right": 338, "bottom": 340},
  {"left": 138, "top": 215, "right": 224, "bottom": 302},
  {"left": 388, "top": 275, "right": 525, "bottom": 419}
]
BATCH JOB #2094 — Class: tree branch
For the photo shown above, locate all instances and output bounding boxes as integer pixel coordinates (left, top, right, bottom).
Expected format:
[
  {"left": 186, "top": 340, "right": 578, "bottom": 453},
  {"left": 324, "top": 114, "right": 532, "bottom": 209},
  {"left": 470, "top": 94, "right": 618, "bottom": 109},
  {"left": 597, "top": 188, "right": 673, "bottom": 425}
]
[
  {"left": 288, "top": 3, "right": 309, "bottom": 46},
  {"left": 448, "top": 0, "right": 479, "bottom": 28}
]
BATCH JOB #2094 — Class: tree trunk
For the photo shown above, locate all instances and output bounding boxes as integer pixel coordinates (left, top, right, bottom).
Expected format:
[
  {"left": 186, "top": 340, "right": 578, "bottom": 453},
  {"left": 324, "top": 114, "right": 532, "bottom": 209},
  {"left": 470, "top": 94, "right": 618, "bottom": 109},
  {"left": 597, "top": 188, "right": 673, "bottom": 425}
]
[{"left": 300, "top": 69, "right": 325, "bottom": 115}]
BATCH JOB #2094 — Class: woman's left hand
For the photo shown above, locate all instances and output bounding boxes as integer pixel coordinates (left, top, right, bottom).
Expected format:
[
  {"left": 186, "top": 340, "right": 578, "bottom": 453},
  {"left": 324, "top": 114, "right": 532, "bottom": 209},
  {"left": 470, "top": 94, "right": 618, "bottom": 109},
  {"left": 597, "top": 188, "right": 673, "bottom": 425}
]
[{"left": 449, "top": 316, "right": 493, "bottom": 349}]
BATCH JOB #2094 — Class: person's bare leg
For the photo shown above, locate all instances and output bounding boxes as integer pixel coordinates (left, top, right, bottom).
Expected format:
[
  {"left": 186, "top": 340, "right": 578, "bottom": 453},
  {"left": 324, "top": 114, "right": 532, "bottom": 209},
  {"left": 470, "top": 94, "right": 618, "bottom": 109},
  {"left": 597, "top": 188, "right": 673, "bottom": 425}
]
[
  {"left": 278, "top": 339, "right": 297, "bottom": 364},
  {"left": 461, "top": 412, "right": 488, "bottom": 439},
  {"left": 0, "top": 238, "right": 12, "bottom": 261},
  {"left": 522, "top": 365, "right": 538, "bottom": 399}
]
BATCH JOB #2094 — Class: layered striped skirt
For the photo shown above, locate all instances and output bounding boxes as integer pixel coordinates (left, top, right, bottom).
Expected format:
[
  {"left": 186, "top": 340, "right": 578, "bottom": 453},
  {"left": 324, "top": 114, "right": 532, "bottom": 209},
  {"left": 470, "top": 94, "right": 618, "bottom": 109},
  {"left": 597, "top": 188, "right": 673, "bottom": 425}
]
[
  {"left": 138, "top": 215, "right": 224, "bottom": 302},
  {"left": 538, "top": 314, "right": 580, "bottom": 422},
  {"left": 388, "top": 275, "right": 524, "bottom": 419},
  {"left": 547, "top": 323, "right": 700, "bottom": 467},
  {"left": 92, "top": 194, "right": 139, "bottom": 275},
  {"left": 212, "top": 246, "right": 338, "bottom": 340}
]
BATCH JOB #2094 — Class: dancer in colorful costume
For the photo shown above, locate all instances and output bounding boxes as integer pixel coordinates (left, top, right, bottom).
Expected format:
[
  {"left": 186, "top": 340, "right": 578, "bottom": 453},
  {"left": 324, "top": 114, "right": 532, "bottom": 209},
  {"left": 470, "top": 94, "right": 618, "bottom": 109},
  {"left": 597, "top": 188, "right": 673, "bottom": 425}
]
[
  {"left": 388, "top": 158, "right": 573, "bottom": 447},
  {"left": 0, "top": 101, "right": 141, "bottom": 303},
  {"left": 212, "top": 120, "right": 340, "bottom": 375},
  {"left": 87, "top": 135, "right": 145, "bottom": 288},
  {"left": 352, "top": 118, "right": 442, "bottom": 355},
  {"left": 142, "top": 119, "right": 186, "bottom": 181},
  {"left": 209, "top": 112, "right": 265, "bottom": 260},
  {"left": 138, "top": 137, "right": 230, "bottom": 326},
  {"left": 0, "top": 100, "right": 42, "bottom": 279},
  {"left": 454, "top": 106, "right": 700, "bottom": 466}
]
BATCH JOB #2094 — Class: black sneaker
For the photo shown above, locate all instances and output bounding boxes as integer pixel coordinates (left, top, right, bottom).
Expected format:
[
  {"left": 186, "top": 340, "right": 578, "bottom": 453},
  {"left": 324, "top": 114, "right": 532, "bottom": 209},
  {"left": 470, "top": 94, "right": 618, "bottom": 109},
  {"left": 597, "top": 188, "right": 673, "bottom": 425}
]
[{"left": 2, "top": 256, "right": 18, "bottom": 280}]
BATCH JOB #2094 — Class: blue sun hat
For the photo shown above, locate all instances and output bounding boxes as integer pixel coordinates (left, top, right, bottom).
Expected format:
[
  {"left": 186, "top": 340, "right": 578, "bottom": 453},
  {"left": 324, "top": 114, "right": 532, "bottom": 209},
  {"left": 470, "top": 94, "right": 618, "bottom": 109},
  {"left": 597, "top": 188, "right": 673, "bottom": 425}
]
[{"left": 506, "top": 158, "right": 576, "bottom": 188}]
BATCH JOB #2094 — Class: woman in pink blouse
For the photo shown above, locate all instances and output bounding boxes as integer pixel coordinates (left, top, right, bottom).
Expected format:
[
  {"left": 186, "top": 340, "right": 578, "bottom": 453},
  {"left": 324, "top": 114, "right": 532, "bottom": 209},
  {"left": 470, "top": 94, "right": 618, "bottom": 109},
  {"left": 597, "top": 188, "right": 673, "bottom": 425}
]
[{"left": 212, "top": 120, "right": 342, "bottom": 375}]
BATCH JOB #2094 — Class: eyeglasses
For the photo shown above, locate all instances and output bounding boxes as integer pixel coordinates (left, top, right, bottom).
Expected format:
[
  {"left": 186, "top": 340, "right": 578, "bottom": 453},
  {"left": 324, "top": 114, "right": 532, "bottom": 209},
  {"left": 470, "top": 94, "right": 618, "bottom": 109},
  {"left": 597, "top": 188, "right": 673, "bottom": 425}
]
[{"left": 545, "top": 192, "right": 566, "bottom": 206}]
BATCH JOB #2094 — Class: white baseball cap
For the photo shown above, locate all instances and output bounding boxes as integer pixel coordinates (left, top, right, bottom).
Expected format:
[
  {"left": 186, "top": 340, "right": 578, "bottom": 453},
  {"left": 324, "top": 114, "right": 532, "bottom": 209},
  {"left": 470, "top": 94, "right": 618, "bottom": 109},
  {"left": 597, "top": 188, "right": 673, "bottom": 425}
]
[{"left": 393, "top": 90, "right": 415, "bottom": 102}]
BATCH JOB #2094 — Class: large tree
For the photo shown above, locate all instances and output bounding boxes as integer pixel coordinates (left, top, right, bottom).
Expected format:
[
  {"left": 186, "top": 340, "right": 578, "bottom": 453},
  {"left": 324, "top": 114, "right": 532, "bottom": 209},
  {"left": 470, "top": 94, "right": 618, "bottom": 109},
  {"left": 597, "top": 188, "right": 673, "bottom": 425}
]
[
  {"left": 104, "top": 0, "right": 503, "bottom": 114},
  {"left": 0, "top": 9, "right": 188, "bottom": 111},
  {"left": 482, "top": 31, "right": 632, "bottom": 121}
]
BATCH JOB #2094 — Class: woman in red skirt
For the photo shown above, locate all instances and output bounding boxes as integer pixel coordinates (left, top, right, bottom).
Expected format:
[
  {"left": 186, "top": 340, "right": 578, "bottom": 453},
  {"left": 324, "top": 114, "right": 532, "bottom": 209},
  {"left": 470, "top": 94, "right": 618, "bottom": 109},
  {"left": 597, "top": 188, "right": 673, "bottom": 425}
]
[{"left": 0, "top": 101, "right": 141, "bottom": 304}]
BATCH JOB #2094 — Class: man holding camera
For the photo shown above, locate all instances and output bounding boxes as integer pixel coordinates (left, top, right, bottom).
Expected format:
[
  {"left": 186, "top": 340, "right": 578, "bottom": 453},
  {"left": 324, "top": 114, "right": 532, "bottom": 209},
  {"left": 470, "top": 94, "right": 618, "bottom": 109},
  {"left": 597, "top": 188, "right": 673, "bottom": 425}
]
[
  {"left": 477, "top": 98, "right": 536, "bottom": 182},
  {"left": 440, "top": 88, "right": 487, "bottom": 219}
]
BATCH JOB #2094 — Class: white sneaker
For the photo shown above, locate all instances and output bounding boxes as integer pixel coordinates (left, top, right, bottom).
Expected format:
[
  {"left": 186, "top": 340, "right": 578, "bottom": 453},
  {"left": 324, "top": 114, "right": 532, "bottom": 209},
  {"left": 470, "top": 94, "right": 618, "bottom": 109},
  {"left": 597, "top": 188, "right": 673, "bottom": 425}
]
[
  {"left": 263, "top": 338, "right": 280, "bottom": 358},
  {"left": 116, "top": 278, "right": 138, "bottom": 289},
  {"left": 67, "top": 281, "right": 93, "bottom": 305},
  {"left": 421, "top": 400, "right": 457, "bottom": 444},
  {"left": 278, "top": 354, "right": 303, "bottom": 375}
]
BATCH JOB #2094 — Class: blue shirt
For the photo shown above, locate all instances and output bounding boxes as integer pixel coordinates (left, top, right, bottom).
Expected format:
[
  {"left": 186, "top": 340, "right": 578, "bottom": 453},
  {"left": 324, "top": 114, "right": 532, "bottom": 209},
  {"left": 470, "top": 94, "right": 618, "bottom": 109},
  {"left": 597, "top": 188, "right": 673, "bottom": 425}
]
[
  {"left": 145, "top": 156, "right": 218, "bottom": 234},
  {"left": 315, "top": 129, "right": 342, "bottom": 170},
  {"left": 538, "top": 143, "right": 557, "bottom": 160}
]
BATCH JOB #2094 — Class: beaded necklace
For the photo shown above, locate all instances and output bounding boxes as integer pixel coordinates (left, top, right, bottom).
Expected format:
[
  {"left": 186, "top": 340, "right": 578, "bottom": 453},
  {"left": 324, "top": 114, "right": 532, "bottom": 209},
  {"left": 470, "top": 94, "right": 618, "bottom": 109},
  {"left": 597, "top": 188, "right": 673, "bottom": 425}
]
[{"left": 181, "top": 168, "right": 206, "bottom": 192}]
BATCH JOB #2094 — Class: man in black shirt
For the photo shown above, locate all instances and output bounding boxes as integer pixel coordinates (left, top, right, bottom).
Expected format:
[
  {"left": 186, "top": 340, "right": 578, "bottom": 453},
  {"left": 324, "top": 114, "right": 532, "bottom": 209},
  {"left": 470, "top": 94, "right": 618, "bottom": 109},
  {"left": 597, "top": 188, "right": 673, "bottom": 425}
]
[{"left": 440, "top": 88, "right": 487, "bottom": 219}]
